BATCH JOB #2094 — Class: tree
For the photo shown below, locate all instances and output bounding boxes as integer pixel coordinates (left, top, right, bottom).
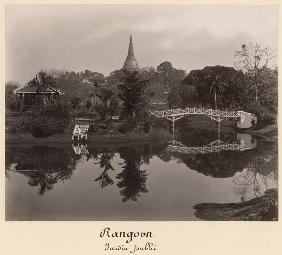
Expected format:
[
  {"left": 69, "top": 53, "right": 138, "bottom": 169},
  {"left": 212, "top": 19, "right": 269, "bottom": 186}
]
[
  {"left": 5, "top": 81, "right": 19, "bottom": 95},
  {"left": 157, "top": 61, "right": 186, "bottom": 108},
  {"left": 167, "top": 84, "right": 182, "bottom": 108},
  {"left": 5, "top": 81, "right": 20, "bottom": 111},
  {"left": 80, "top": 69, "right": 105, "bottom": 84},
  {"left": 136, "top": 62, "right": 186, "bottom": 108},
  {"left": 141, "top": 67, "right": 167, "bottom": 105},
  {"left": 209, "top": 76, "right": 227, "bottom": 110},
  {"left": 258, "top": 67, "right": 278, "bottom": 113},
  {"left": 234, "top": 43, "right": 276, "bottom": 103},
  {"left": 118, "top": 70, "right": 148, "bottom": 122},
  {"left": 36, "top": 71, "right": 55, "bottom": 104},
  {"left": 70, "top": 96, "right": 81, "bottom": 109},
  {"left": 106, "top": 70, "right": 125, "bottom": 94},
  {"left": 181, "top": 66, "right": 245, "bottom": 109},
  {"left": 31, "top": 99, "right": 72, "bottom": 137},
  {"left": 44, "top": 69, "right": 106, "bottom": 102},
  {"left": 94, "top": 88, "right": 117, "bottom": 125},
  {"left": 44, "top": 69, "right": 69, "bottom": 89}
]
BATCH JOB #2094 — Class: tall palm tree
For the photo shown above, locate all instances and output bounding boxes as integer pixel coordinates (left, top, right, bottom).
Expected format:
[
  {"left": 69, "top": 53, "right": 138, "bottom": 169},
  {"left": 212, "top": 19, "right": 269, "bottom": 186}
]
[
  {"left": 95, "top": 88, "right": 115, "bottom": 125},
  {"left": 209, "top": 79, "right": 226, "bottom": 110}
]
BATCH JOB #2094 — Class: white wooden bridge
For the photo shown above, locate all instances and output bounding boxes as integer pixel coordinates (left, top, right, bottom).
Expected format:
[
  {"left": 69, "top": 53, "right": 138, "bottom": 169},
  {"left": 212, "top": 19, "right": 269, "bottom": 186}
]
[
  {"left": 149, "top": 107, "right": 257, "bottom": 131},
  {"left": 150, "top": 108, "right": 240, "bottom": 122}
]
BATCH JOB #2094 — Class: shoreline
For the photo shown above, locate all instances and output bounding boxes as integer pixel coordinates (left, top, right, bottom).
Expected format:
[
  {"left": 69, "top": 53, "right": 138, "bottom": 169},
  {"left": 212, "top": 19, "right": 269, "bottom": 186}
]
[
  {"left": 5, "top": 123, "right": 276, "bottom": 146},
  {"left": 5, "top": 131, "right": 172, "bottom": 147}
]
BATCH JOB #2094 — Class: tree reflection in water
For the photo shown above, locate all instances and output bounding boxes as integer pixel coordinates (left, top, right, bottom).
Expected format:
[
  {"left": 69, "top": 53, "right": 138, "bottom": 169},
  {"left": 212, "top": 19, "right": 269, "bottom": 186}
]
[
  {"left": 116, "top": 147, "right": 149, "bottom": 202},
  {"left": 6, "top": 129, "right": 277, "bottom": 220},
  {"left": 94, "top": 152, "right": 115, "bottom": 188},
  {"left": 6, "top": 145, "right": 77, "bottom": 195},
  {"left": 165, "top": 126, "right": 275, "bottom": 181},
  {"left": 233, "top": 153, "right": 278, "bottom": 202},
  {"left": 192, "top": 138, "right": 278, "bottom": 220},
  {"left": 91, "top": 143, "right": 166, "bottom": 202}
]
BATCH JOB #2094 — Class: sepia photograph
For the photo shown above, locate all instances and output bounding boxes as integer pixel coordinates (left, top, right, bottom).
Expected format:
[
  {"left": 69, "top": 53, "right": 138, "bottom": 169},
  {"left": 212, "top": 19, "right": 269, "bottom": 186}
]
[{"left": 5, "top": 4, "right": 278, "bottom": 221}]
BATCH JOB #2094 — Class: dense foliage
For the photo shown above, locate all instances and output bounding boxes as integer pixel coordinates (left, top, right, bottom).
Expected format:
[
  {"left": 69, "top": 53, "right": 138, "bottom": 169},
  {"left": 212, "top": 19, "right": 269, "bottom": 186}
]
[
  {"left": 234, "top": 43, "right": 276, "bottom": 103},
  {"left": 140, "top": 62, "right": 186, "bottom": 107},
  {"left": 30, "top": 100, "right": 72, "bottom": 137},
  {"left": 179, "top": 62, "right": 277, "bottom": 124},
  {"left": 233, "top": 43, "right": 277, "bottom": 124},
  {"left": 180, "top": 66, "right": 246, "bottom": 109},
  {"left": 5, "top": 42, "right": 278, "bottom": 135},
  {"left": 5, "top": 81, "right": 22, "bottom": 112},
  {"left": 118, "top": 70, "right": 148, "bottom": 122}
]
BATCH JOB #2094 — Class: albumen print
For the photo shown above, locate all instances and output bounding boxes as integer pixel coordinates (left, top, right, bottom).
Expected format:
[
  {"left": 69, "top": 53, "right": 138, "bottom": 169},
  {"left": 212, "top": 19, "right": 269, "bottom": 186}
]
[{"left": 5, "top": 5, "right": 278, "bottom": 221}]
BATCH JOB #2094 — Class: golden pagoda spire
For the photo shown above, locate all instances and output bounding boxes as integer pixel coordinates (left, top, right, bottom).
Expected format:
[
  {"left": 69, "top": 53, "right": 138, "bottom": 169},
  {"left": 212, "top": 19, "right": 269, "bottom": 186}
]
[{"left": 122, "top": 35, "right": 139, "bottom": 73}]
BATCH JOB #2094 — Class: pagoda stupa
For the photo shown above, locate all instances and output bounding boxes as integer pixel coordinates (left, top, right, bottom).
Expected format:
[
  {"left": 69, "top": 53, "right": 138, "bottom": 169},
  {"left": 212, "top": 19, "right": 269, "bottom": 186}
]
[{"left": 122, "top": 35, "right": 139, "bottom": 73}]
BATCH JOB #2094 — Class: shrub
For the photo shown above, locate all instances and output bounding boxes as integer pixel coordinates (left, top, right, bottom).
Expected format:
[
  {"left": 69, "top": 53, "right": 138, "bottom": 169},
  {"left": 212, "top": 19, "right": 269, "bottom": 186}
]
[
  {"left": 148, "top": 127, "right": 171, "bottom": 139},
  {"left": 148, "top": 115, "right": 169, "bottom": 129},
  {"left": 6, "top": 113, "right": 32, "bottom": 133},
  {"left": 245, "top": 102, "right": 277, "bottom": 125},
  {"left": 261, "top": 112, "right": 276, "bottom": 125},
  {"left": 117, "top": 121, "right": 136, "bottom": 133},
  {"left": 30, "top": 100, "right": 72, "bottom": 137},
  {"left": 31, "top": 116, "right": 61, "bottom": 137},
  {"left": 74, "top": 110, "right": 99, "bottom": 119},
  {"left": 33, "top": 100, "right": 72, "bottom": 120},
  {"left": 6, "top": 96, "right": 24, "bottom": 112},
  {"left": 88, "top": 123, "right": 98, "bottom": 133},
  {"left": 70, "top": 97, "right": 81, "bottom": 109}
]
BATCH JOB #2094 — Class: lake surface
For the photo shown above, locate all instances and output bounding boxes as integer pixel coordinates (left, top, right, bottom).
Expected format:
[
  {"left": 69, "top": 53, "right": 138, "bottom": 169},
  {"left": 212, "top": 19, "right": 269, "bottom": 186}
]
[{"left": 5, "top": 121, "right": 278, "bottom": 220}]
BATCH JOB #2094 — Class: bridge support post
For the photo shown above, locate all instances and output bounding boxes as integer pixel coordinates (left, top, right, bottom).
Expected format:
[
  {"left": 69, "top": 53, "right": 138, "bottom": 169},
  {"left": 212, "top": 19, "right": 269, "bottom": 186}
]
[
  {"left": 217, "top": 121, "right": 221, "bottom": 141},
  {"left": 172, "top": 116, "right": 175, "bottom": 138}
]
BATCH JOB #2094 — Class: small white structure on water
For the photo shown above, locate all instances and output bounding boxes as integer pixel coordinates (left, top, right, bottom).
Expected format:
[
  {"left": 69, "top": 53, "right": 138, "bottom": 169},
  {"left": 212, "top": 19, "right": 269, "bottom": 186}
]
[
  {"left": 72, "top": 124, "right": 89, "bottom": 141},
  {"left": 237, "top": 111, "right": 257, "bottom": 129}
]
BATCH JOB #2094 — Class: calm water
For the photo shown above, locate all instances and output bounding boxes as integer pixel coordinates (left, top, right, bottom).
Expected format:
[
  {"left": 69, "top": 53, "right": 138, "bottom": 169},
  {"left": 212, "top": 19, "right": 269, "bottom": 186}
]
[{"left": 5, "top": 123, "right": 278, "bottom": 220}]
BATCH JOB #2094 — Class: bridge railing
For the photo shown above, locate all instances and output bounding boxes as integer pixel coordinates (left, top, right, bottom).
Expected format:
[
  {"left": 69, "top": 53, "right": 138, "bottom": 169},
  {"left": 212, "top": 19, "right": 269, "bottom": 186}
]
[{"left": 150, "top": 107, "right": 240, "bottom": 120}]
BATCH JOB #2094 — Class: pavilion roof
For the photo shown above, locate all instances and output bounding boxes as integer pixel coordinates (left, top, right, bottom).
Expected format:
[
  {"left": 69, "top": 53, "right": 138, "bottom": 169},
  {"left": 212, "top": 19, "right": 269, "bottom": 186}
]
[{"left": 14, "top": 84, "right": 64, "bottom": 95}]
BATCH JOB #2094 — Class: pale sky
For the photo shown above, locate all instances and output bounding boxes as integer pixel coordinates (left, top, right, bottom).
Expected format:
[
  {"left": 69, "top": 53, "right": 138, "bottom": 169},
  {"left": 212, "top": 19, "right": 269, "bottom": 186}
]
[{"left": 5, "top": 5, "right": 278, "bottom": 85}]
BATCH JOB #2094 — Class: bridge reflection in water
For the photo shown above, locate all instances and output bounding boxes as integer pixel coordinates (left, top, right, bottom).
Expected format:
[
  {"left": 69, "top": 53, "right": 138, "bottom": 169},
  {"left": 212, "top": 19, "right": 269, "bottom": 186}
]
[{"left": 168, "top": 133, "right": 257, "bottom": 154}]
